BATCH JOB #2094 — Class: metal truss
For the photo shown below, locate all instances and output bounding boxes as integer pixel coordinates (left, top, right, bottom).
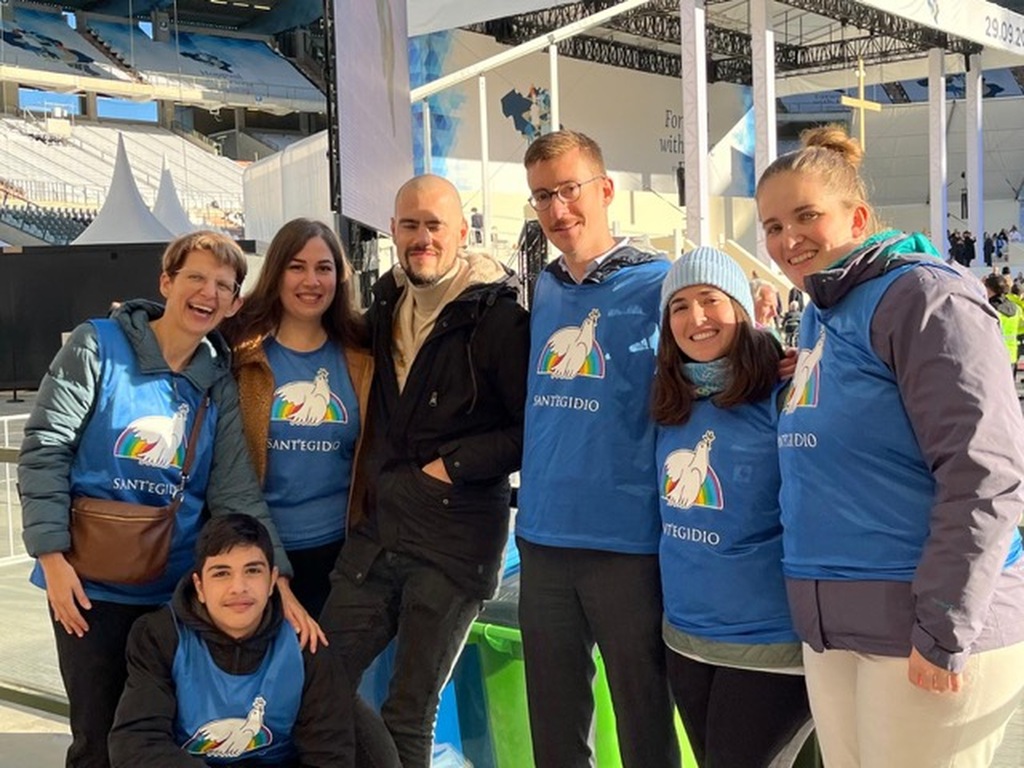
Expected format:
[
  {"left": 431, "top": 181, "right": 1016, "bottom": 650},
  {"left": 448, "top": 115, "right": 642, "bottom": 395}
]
[
  {"left": 480, "top": 20, "right": 930, "bottom": 84},
  {"left": 322, "top": 0, "right": 341, "bottom": 213},
  {"left": 471, "top": 0, "right": 981, "bottom": 85},
  {"left": 795, "top": 33, "right": 960, "bottom": 71},
  {"left": 481, "top": 2, "right": 801, "bottom": 63},
  {"left": 709, "top": 57, "right": 754, "bottom": 83},
  {"left": 555, "top": 34, "right": 684, "bottom": 78},
  {"left": 776, "top": 0, "right": 980, "bottom": 57},
  {"left": 478, "top": 25, "right": 750, "bottom": 84}
]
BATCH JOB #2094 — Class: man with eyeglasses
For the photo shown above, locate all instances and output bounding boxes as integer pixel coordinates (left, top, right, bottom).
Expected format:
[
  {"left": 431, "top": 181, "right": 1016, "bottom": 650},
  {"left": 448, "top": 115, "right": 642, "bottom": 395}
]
[{"left": 516, "top": 130, "right": 680, "bottom": 768}]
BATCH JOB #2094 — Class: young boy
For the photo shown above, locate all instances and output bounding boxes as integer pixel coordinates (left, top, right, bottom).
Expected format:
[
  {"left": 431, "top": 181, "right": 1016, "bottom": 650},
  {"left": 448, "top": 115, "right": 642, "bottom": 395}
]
[{"left": 109, "top": 514, "right": 393, "bottom": 767}]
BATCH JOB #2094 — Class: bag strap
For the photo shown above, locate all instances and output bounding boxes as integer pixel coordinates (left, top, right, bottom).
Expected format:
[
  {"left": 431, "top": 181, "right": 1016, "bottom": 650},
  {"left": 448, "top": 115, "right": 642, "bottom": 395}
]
[{"left": 173, "top": 395, "right": 209, "bottom": 503}]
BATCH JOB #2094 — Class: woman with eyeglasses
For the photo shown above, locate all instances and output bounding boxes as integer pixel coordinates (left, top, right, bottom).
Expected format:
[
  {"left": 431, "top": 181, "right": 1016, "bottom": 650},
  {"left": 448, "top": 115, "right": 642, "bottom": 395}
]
[
  {"left": 222, "top": 218, "right": 371, "bottom": 622},
  {"left": 18, "top": 231, "right": 299, "bottom": 768}
]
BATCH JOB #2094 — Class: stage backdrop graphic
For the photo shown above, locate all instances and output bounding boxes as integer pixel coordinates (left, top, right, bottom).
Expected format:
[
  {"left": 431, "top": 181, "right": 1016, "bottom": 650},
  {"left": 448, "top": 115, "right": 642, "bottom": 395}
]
[{"left": 406, "top": 30, "right": 752, "bottom": 198}]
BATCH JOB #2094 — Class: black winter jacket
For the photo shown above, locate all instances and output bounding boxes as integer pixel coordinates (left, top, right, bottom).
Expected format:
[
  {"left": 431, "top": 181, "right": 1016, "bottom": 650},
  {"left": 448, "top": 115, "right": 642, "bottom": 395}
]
[
  {"left": 339, "top": 265, "right": 530, "bottom": 599},
  {"left": 108, "top": 576, "right": 357, "bottom": 767}
]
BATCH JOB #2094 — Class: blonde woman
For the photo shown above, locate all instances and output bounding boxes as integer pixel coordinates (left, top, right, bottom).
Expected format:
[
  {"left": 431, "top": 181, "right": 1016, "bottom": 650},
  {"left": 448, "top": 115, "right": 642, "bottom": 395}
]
[{"left": 756, "top": 126, "right": 1024, "bottom": 768}]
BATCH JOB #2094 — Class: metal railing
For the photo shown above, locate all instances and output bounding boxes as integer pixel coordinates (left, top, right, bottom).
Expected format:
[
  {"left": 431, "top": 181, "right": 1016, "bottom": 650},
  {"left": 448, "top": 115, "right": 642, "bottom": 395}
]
[
  {"left": 0, "top": 415, "right": 28, "bottom": 564},
  {"left": 140, "top": 70, "right": 325, "bottom": 108},
  {"left": 0, "top": 416, "right": 66, "bottom": 716},
  {"left": 169, "top": 121, "right": 222, "bottom": 155}
]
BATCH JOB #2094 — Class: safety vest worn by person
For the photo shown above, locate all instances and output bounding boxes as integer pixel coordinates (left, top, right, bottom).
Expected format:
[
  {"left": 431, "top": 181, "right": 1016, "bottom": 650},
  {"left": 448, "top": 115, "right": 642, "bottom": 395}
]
[{"left": 996, "top": 300, "right": 1022, "bottom": 365}]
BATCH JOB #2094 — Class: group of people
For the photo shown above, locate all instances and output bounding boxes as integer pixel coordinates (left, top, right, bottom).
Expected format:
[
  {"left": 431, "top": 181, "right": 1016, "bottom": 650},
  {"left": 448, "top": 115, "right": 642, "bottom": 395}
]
[
  {"left": 954, "top": 226, "right": 1024, "bottom": 268},
  {"left": 18, "top": 124, "right": 1024, "bottom": 768},
  {"left": 949, "top": 229, "right": 978, "bottom": 267},
  {"left": 983, "top": 227, "right": 1024, "bottom": 267}
]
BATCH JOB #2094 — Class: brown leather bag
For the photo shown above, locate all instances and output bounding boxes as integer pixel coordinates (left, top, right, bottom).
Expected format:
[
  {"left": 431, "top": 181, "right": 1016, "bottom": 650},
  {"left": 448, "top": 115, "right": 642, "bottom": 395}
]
[{"left": 67, "top": 397, "right": 208, "bottom": 585}]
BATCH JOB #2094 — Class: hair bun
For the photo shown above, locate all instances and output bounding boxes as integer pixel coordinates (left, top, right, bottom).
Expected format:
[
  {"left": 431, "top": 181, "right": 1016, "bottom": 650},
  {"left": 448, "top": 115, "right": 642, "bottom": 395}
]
[{"left": 800, "top": 125, "right": 863, "bottom": 170}]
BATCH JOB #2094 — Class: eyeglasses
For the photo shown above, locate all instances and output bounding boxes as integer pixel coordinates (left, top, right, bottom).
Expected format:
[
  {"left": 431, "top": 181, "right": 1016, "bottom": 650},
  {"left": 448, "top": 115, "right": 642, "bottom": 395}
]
[
  {"left": 173, "top": 270, "right": 240, "bottom": 300},
  {"left": 527, "top": 175, "right": 605, "bottom": 211}
]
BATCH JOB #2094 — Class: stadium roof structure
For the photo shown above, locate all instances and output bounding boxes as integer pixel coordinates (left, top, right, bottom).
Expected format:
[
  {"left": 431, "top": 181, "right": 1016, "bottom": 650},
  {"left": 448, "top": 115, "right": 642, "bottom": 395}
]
[
  {"left": 36, "top": 0, "right": 1024, "bottom": 37},
  {"left": 34, "top": 1, "right": 1024, "bottom": 82},
  {"left": 48, "top": 0, "right": 321, "bottom": 34}
]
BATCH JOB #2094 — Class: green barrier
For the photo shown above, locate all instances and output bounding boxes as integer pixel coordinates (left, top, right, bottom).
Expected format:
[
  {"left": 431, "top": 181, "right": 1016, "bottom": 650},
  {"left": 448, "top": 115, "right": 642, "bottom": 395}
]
[{"left": 467, "top": 622, "right": 698, "bottom": 768}]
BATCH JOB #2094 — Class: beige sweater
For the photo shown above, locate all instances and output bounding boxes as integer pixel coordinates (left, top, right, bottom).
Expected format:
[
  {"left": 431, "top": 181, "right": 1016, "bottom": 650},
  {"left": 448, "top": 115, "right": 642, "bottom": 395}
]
[{"left": 391, "top": 251, "right": 506, "bottom": 391}]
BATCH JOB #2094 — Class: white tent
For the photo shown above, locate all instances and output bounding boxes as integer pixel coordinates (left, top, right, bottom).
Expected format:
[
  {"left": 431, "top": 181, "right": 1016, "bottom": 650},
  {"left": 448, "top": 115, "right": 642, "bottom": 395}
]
[
  {"left": 72, "top": 134, "right": 175, "bottom": 245},
  {"left": 152, "top": 161, "right": 196, "bottom": 236}
]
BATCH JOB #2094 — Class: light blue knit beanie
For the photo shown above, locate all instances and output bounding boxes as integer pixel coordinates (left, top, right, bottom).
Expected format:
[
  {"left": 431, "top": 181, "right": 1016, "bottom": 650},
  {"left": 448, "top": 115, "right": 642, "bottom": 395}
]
[{"left": 660, "top": 246, "right": 755, "bottom": 320}]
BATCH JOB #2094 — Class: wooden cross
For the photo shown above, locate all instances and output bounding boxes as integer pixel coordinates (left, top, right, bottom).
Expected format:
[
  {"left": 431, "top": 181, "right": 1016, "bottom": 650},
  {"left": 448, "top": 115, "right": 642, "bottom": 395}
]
[{"left": 840, "top": 57, "right": 882, "bottom": 149}]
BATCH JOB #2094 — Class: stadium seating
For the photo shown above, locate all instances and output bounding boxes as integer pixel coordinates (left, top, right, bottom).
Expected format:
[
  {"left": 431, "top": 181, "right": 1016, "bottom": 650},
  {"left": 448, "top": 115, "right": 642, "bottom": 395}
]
[
  {"left": 0, "top": 202, "right": 95, "bottom": 245},
  {"left": 85, "top": 19, "right": 324, "bottom": 113},
  {"left": 0, "top": 114, "right": 243, "bottom": 219},
  {"left": 0, "top": 5, "right": 131, "bottom": 82}
]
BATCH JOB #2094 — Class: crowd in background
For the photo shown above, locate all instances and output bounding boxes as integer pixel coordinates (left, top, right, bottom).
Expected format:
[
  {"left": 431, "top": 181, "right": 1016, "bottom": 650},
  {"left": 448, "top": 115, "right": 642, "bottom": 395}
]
[{"left": 950, "top": 225, "right": 1024, "bottom": 267}]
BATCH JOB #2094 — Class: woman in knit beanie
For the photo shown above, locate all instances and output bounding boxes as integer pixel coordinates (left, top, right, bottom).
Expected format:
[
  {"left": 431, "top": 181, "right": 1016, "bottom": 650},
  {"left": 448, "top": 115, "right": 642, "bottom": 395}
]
[{"left": 651, "top": 246, "right": 810, "bottom": 768}]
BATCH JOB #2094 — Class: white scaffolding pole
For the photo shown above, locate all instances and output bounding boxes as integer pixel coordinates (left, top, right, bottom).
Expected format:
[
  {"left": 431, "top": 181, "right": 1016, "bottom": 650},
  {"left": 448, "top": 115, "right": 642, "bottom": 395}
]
[
  {"left": 479, "top": 75, "right": 490, "bottom": 244},
  {"left": 422, "top": 99, "right": 433, "bottom": 175},
  {"left": 679, "top": 0, "right": 710, "bottom": 246},
  {"left": 750, "top": 0, "right": 776, "bottom": 265},
  {"left": 965, "top": 53, "right": 984, "bottom": 243},
  {"left": 410, "top": 0, "right": 652, "bottom": 102},
  {"left": 549, "top": 43, "right": 560, "bottom": 132},
  {"left": 928, "top": 48, "right": 949, "bottom": 257}
]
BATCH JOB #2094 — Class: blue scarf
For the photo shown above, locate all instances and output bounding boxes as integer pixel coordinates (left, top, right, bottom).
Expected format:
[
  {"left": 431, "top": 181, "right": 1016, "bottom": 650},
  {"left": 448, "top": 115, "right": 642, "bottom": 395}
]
[{"left": 683, "top": 358, "right": 731, "bottom": 397}]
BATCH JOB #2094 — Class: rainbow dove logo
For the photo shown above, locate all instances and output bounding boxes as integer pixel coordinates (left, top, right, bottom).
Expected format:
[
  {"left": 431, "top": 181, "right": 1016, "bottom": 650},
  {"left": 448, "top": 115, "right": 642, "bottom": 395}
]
[
  {"left": 662, "top": 430, "right": 723, "bottom": 510},
  {"left": 112, "top": 403, "right": 189, "bottom": 469},
  {"left": 184, "top": 696, "right": 272, "bottom": 758},
  {"left": 536, "top": 308, "right": 606, "bottom": 380},
  {"left": 782, "top": 330, "right": 825, "bottom": 414},
  {"left": 272, "top": 368, "right": 348, "bottom": 426}
]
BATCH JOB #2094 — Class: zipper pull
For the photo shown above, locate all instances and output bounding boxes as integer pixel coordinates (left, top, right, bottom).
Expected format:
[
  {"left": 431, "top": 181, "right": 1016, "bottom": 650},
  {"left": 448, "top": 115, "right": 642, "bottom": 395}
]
[{"left": 428, "top": 391, "right": 438, "bottom": 407}]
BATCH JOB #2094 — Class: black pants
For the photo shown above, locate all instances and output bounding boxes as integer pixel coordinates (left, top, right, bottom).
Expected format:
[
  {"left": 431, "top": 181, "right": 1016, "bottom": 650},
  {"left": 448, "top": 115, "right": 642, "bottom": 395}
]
[
  {"left": 50, "top": 599, "right": 158, "bottom": 768},
  {"left": 287, "top": 538, "right": 344, "bottom": 620},
  {"left": 354, "top": 696, "right": 402, "bottom": 768},
  {"left": 517, "top": 539, "right": 680, "bottom": 768},
  {"left": 320, "top": 550, "right": 481, "bottom": 768},
  {"left": 666, "top": 650, "right": 811, "bottom": 768}
]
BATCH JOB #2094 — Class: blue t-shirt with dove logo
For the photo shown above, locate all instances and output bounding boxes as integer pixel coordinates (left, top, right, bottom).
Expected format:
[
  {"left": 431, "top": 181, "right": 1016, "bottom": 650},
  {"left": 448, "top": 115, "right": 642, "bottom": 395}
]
[{"left": 262, "top": 338, "right": 359, "bottom": 550}]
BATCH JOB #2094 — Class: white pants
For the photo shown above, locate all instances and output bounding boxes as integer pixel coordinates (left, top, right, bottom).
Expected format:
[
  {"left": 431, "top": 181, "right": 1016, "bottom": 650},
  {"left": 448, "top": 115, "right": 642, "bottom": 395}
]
[{"left": 802, "top": 642, "right": 1024, "bottom": 768}]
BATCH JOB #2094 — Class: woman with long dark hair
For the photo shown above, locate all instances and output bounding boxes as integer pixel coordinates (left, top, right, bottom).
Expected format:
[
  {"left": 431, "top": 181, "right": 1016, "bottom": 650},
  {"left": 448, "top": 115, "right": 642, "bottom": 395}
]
[
  {"left": 652, "top": 246, "right": 810, "bottom": 767},
  {"left": 222, "top": 218, "right": 371, "bottom": 621}
]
